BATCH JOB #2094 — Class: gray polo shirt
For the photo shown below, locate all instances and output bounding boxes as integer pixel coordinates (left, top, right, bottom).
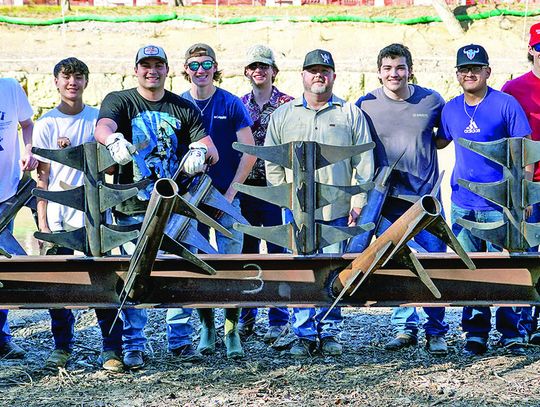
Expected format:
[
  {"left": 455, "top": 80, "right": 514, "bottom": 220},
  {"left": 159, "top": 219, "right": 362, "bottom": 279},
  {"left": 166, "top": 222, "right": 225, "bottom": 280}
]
[{"left": 265, "top": 95, "right": 374, "bottom": 221}]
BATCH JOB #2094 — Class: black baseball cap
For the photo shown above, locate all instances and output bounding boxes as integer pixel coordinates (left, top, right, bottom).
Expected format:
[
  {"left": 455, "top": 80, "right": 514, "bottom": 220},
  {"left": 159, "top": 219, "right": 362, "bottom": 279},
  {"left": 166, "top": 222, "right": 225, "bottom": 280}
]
[
  {"left": 302, "top": 49, "right": 335, "bottom": 71},
  {"left": 456, "top": 44, "right": 489, "bottom": 67}
]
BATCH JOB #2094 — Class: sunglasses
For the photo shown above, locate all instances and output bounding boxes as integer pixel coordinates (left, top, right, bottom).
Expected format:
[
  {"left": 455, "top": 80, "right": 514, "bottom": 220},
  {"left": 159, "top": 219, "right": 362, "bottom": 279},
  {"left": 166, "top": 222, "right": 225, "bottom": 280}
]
[
  {"left": 457, "top": 65, "right": 486, "bottom": 75},
  {"left": 187, "top": 60, "right": 214, "bottom": 71},
  {"left": 533, "top": 43, "right": 540, "bottom": 52},
  {"left": 247, "top": 63, "right": 270, "bottom": 71}
]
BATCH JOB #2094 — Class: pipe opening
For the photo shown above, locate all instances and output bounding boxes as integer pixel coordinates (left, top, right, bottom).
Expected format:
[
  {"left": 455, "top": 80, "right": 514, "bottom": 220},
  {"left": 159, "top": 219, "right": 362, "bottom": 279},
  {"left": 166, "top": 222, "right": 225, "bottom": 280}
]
[
  {"left": 155, "top": 178, "right": 178, "bottom": 198},
  {"left": 420, "top": 196, "right": 439, "bottom": 216}
]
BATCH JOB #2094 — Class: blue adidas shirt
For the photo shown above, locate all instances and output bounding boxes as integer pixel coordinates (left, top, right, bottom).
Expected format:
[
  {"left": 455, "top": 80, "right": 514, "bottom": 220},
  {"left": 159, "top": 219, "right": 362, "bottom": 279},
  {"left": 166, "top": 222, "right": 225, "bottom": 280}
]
[{"left": 441, "top": 87, "right": 531, "bottom": 210}]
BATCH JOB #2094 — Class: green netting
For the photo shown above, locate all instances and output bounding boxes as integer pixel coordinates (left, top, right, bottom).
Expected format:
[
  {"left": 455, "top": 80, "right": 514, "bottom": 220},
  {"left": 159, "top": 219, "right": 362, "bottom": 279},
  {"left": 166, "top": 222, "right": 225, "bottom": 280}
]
[{"left": 0, "top": 8, "right": 539, "bottom": 26}]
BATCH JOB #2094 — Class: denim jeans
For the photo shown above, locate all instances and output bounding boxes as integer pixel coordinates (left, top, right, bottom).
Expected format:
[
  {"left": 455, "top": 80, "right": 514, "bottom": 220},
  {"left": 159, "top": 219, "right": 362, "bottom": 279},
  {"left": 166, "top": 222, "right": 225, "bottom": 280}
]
[
  {"left": 239, "top": 190, "right": 289, "bottom": 327},
  {"left": 521, "top": 202, "right": 540, "bottom": 335},
  {"left": 285, "top": 211, "right": 344, "bottom": 341},
  {"left": 166, "top": 198, "right": 244, "bottom": 348},
  {"left": 116, "top": 213, "right": 149, "bottom": 352},
  {"left": 0, "top": 220, "right": 13, "bottom": 345},
  {"left": 377, "top": 207, "right": 449, "bottom": 337},
  {"left": 451, "top": 202, "right": 526, "bottom": 341}
]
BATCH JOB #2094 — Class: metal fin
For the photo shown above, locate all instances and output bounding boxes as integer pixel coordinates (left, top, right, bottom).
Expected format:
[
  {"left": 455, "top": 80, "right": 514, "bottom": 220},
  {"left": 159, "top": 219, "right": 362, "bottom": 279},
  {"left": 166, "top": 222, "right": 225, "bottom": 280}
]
[
  {"left": 177, "top": 222, "right": 218, "bottom": 254},
  {"left": 524, "top": 180, "right": 540, "bottom": 207},
  {"left": 234, "top": 223, "right": 294, "bottom": 252},
  {"left": 33, "top": 187, "right": 85, "bottom": 212},
  {"left": 233, "top": 142, "right": 293, "bottom": 169},
  {"left": 100, "top": 225, "right": 140, "bottom": 254},
  {"left": 99, "top": 184, "right": 139, "bottom": 212},
  {"left": 316, "top": 142, "right": 376, "bottom": 169},
  {"left": 34, "top": 228, "right": 87, "bottom": 253},
  {"left": 234, "top": 183, "right": 292, "bottom": 209},
  {"left": 316, "top": 182, "right": 374, "bottom": 208},
  {"left": 522, "top": 221, "right": 540, "bottom": 248},
  {"left": 457, "top": 179, "right": 508, "bottom": 208},
  {"left": 33, "top": 144, "right": 85, "bottom": 172},
  {"left": 202, "top": 186, "right": 249, "bottom": 224},
  {"left": 317, "top": 222, "right": 375, "bottom": 249},
  {"left": 97, "top": 143, "right": 117, "bottom": 173},
  {"left": 0, "top": 173, "right": 36, "bottom": 232},
  {"left": 523, "top": 138, "right": 540, "bottom": 167},
  {"left": 424, "top": 215, "right": 476, "bottom": 270},
  {"left": 456, "top": 218, "right": 507, "bottom": 249},
  {"left": 161, "top": 234, "right": 216, "bottom": 275},
  {"left": 394, "top": 246, "right": 441, "bottom": 299},
  {"left": 457, "top": 138, "right": 508, "bottom": 167},
  {"left": 173, "top": 196, "right": 232, "bottom": 238}
]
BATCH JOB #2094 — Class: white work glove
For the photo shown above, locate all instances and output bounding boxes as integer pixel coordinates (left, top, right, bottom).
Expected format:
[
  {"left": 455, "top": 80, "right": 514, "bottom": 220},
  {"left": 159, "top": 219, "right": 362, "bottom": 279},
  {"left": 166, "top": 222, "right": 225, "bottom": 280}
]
[
  {"left": 106, "top": 133, "right": 136, "bottom": 165},
  {"left": 184, "top": 141, "right": 208, "bottom": 175}
]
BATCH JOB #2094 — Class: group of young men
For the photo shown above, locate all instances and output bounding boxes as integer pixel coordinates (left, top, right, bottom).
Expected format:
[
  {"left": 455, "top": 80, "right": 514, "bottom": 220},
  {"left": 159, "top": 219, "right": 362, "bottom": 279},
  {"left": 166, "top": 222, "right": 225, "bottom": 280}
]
[{"left": 1, "top": 20, "right": 540, "bottom": 371}]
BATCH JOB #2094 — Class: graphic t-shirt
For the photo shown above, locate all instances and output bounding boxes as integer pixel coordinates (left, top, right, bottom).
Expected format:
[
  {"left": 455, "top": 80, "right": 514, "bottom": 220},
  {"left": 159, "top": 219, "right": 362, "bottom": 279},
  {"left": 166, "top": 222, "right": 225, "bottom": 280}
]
[
  {"left": 441, "top": 87, "right": 531, "bottom": 210},
  {"left": 181, "top": 87, "right": 253, "bottom": 193},
  {"left": 98, "top": 88, "right": 206, "bottom": 214},
  {"left": 0, "top": 78, "right": 33, "bottom": 203},
  {"left": 33, "top": 105, "right": 97, "bottom": 231}
]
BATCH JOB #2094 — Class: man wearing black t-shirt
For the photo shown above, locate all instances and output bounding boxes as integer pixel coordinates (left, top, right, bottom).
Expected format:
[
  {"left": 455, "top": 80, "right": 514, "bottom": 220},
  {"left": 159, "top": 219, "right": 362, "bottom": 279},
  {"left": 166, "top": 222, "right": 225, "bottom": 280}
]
[{"left": 95, "top": 45, "right": 218, "bottom": 370}]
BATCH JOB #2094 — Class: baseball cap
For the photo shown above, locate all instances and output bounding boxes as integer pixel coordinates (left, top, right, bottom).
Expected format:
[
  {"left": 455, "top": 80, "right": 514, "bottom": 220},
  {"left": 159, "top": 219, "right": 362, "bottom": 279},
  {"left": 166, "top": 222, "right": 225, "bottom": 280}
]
[
  {"left": 529, "top": 22, "right": 540, "bottom": 46},
  {"left": 185, "top": 43, "right": 217, "bottom": 62},
  {"left": 302, "top": 49, "right": 335, "bottom": 71},
  {"left": 245, "top": 45, "right": 277, "bottom": 68},
  {"left": 456, "top": 44, "right": 489, "bottom": 67},
  {"left": 135, "top": 45, "right": 168, "bottom": 65}
]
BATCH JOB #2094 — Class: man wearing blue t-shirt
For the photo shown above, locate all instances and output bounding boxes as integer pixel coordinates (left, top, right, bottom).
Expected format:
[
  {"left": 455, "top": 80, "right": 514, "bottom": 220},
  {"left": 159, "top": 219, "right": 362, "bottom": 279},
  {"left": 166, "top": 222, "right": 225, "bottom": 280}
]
[
  {"left": 166, "top": 43, "right": 256, "bottom": 359},
  {"left": 438, "top": 44, "right": 532, "bottom": 356},
  {"left": 355, "top": 43, "right": 449, "bottom": 356}
]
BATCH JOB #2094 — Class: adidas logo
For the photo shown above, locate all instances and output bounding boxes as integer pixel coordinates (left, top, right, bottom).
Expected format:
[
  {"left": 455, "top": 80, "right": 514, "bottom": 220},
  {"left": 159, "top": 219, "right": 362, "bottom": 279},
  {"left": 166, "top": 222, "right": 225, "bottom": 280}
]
[{"left": 464, "top": 120, "right": 480, "bottom": 134}]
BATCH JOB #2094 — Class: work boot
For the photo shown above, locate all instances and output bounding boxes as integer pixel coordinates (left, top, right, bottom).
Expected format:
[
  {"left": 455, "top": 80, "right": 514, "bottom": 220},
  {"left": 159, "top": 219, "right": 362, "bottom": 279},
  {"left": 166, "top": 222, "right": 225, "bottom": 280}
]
[
  {"left": 289, "top": 338, "right": 317, "bottom": 358},
  {"left": 238, "top": 319, "right": 255, "bottom": 339},
  {"left": 426, "top": 335, "right": 448, "bottom": 356},
  {"left": 384, "top": 333, "right": 417, "bottom": 351},
  {"left": 529, "top": 329, "right": 540, "bottom": 345},
  {"left": 499, "top": 338, "right": 526, "bottom": 356},
  {"left": 224, "top": 308, "right": 244, "bottom": 359},
  {"left": 98, "top": 350, "right": 124, "bottom": 373},
  {"left": 320, "top": 336, "right": 343, "bottom": 356},
  {"left": 197, "top": 308, "right": 216, "bottom": 355},
  {"left": 463, "top": 337, "right": 488, "bottom": 356},
  {"left": 171, "top": 344, "right": 203, "bottom": 362},
  {"left": 44, "top": 349, "right": 71, "bottom": 370},
  {"left": 123, "top": 350, "right": 145, "bottom": 370},
  {"left": 263, "top": 324, "right": 289, "bottom": 344},
  {"left": 0, "top": 341, "right": 25, "bottom": 359}
]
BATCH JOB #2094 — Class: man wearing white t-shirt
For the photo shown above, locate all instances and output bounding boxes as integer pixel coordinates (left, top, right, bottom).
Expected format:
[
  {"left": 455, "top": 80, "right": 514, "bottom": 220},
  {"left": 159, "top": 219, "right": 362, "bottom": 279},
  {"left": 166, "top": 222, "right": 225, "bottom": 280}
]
[
  {"left": 34, "top": 58, "right": 124, "bottom": 373},
  {"left": 0, "top": 77, "right": 37, "bottom": 359}
]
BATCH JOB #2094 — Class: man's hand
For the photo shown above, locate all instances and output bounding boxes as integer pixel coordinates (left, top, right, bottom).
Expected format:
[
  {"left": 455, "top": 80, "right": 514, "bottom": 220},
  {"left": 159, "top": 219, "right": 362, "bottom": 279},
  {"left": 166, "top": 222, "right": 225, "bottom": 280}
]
[
  {"left": 184, "top": 141, "right": 208, "bottom": 175},
  {"left": 106, "top": 133, "right": 136, "bottom": 165},
  {"left": 348, "top": 207, "right": 361, "bottom": 226},
  {"left": 57, "top": 137, "right": 71, "bottom": 149},
  {"left": 19, "top": 144, "right": 38, "bottom": 171}
]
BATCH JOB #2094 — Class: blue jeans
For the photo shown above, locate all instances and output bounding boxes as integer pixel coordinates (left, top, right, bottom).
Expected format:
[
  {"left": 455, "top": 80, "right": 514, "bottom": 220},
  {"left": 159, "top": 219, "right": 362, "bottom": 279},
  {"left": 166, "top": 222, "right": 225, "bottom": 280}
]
[
  {"left": 451, "top": 202, "right": 526, "bottom": 342},
  {"left": 49, "top": 309, "right": 123, "bottom": 352},
  {"left": 286, "top": 211, "right": 344, "bottom": 341},
  {"left": 0, "top": 220, "right": 13, "bottom": 345},
  {"left": 166, "top": 197, "right": 244, "bottom": 349},
  {"left": 116, "top": 213, "right": 149, "bottom": 352},
  {"left": 239, "top": 189, "right": 289, "bottom": 327},
  {"left": 521, "top": 202, "right": 540, "bottom": 335},
  {"left": 378, "top": 206, "right": 448, "bottom": 337}
]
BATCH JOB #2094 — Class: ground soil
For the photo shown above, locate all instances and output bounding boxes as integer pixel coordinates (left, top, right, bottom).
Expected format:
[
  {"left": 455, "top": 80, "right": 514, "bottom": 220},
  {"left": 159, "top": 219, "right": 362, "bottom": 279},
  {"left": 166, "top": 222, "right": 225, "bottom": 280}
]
[{"left": 3, "top": 7, "right": 540, "bottom": 407}]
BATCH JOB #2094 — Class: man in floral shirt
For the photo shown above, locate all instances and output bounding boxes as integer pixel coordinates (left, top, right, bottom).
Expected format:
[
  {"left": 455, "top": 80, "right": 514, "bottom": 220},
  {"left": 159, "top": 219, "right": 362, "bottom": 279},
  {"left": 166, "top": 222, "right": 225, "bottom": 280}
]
[{"left": 238, "top": 45, "right": 293, "bottom": 344}]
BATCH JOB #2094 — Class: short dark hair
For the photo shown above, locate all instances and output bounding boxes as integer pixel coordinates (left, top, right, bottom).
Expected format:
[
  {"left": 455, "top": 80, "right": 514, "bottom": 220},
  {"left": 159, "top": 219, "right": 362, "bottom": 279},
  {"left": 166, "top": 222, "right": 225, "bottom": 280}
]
[
  {"left": 53, "top": 57, "right": 89, "bottom": 80},
  {"left": 528, "top": 51, "right": 534, "bottom": 63},
  {"left": 377, "top": 43, "right": 413, "bottom": 71}
]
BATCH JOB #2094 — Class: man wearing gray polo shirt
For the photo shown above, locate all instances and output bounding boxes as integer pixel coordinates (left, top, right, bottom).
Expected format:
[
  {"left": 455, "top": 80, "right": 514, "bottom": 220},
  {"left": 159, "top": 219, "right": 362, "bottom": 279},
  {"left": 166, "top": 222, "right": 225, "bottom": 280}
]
[{"left": 265, "top": 49, "right": 374, "bottom": 357}]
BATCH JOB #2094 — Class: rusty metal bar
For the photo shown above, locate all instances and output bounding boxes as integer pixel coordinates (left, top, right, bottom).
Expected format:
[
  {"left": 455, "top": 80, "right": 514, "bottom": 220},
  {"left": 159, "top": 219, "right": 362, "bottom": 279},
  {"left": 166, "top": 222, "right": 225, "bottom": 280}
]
[{"left": 0, "top": 252, "right": 538, "bottom": 308}]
